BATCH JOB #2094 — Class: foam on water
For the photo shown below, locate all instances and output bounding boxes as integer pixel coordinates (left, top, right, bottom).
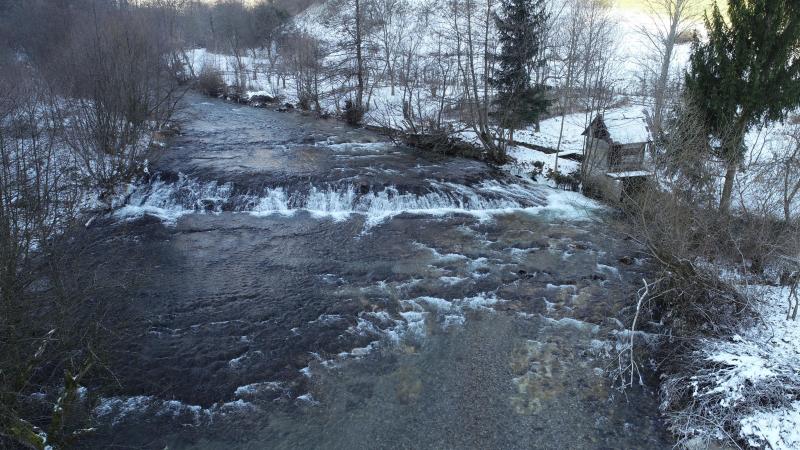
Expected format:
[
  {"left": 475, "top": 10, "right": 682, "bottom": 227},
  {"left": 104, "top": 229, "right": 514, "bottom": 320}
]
[
  {"left": 439, "top": 276, "right": 468, "bottom": 285},
  {"left": 315, "top": 141, "right": 395, "bottom": 153},
  {"left": 327, "top": 289, "right": 508, "bottom": 367},
  {"left": 543, "top": 316, "right": 601, "bottom": 334},
  {"left": 252, "top": 182, "right": 541, "bottom": 226},
  {"left": 113, "top": 174, "right": 597, "bottom": 227},
  {"left": 234, "top": 382, "right": 285, "bottom": 398},
  {"left": 93, "top": 383, "right": 286, "bottom": 429}
]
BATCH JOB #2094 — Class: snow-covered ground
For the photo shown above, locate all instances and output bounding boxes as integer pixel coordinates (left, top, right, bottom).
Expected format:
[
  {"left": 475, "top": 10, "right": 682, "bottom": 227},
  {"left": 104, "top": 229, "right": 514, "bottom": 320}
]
[{"left": 680, "top": 283, "right": 800, "bottom": 449}]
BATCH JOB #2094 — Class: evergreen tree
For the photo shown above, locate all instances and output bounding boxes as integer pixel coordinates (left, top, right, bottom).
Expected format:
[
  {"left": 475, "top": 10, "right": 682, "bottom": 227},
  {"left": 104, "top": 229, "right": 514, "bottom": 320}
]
[
  {"left": 491, "top": 0, "right": 549, "bottom": 148},
  {"left": 686, "top": 0, "right": 800, "bottom": 213}
]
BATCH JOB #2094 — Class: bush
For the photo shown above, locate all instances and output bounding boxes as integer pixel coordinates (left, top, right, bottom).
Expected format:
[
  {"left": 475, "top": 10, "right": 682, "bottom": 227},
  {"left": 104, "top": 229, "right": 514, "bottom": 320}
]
[
  {"left": 197, "top": 65, "right": 225, "bottom": 97},
  {"left": 529, "top": 161, "right": 545, "bottom": 181},
  {"left": 612, "top": 176, "right": 800, "bottom": 447},
  {"left": 54, "top": 5, "right": 183, "bottom": 189},
  {"left": 622, "top": 186, "right": 756, "bottom": 330},
  {"left": 342, "top": 100, "right": 365, "bottom": 126},
  {"left": 0, "top": 69, "right": 107, "bottom": 450},
  {"left": 297, "top": 92, "right": 314, "bottom": 111},
  {"left": 546, "top": 168, "right": 581, "bottom": 191}
]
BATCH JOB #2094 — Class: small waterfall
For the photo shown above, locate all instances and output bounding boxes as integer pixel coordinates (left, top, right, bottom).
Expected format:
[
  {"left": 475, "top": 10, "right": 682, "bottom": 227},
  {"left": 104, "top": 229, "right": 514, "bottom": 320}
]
[
  {"left": 114, "top": 174, "right": 550, "bottom": 225},
  {"left": 115, "top": 176, "right": 236, "bottom": 223}
]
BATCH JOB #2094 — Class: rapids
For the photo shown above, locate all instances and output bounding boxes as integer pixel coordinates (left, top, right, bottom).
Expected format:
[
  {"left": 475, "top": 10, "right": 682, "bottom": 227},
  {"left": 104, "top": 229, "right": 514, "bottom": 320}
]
[{"left": 77, "top": 93, "right": 671, "bottom": 449}]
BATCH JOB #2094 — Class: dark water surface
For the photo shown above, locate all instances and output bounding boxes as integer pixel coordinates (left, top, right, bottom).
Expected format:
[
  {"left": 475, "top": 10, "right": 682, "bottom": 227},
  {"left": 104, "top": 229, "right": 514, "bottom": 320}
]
[{"left": 79, "top": 94, "right": 671, "bottom": 449}]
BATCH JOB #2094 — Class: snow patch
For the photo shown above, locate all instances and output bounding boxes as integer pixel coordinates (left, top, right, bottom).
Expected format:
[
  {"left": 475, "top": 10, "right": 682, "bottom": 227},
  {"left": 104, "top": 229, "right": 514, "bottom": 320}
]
[{"left": 740, "top": 402, "right": 800, "bottom": 449}]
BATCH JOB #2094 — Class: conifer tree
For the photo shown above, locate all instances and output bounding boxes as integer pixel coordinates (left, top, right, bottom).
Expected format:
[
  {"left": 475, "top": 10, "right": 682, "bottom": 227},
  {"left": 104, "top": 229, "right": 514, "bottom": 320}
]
[
  {"left": 686, "top": 0, "right": 800, "bottom": 213},
  {"left": 492, "top": 0, "right": 549, "bottom": 149}
]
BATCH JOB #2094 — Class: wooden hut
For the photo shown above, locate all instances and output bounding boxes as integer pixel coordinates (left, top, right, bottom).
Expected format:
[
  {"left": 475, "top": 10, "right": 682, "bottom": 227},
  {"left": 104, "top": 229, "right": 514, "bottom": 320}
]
[{"left": 581, "top": 113, "right": 652, "bottom": 199}]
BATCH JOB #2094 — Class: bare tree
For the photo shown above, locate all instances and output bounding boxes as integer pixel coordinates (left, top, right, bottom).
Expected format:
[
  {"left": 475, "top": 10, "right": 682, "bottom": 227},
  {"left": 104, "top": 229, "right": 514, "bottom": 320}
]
[
  {"left": 546, "top": 0, "right": 619, "bottom": 175},
  {"left": 551, "top": 0, "right": 583, "bottom": 171},
  {"left": 55, "top": 2, "right": 184, "bottom": 190},
  {"left": 576, "top": 0, "right": 620, "bottom": 182},
  {"left": 213, "top": 0, "right": 251, "bottom": 92},
  {"left": 369, "top": 0, "right": 409, "bottom": 96},
  {"left": 0, "top": 79, "right": 77, "bottom": 307},
  {"left": 321, "top": 0, "right": 379, "bottom": 122},
  {"left": 736, "top": 125, "right": 800, "bottom": 224},
  {"left": 0, "top": 61, "right": 95, "bottom": 450},
  {"left": 355, "top": 0, "right": 366, "bottom": 110},
  {"left": 284, "top": 32, "right": 329, "bottom": 112},
  {"left": 444, "top": 0, "right": 503, "bottom": 157},
  {"left": 252, "top": 2, "right": 290, "bottom": 85},
  {"left": 636, "top": 0, "right": 700, "bottom": 134},
  {"left": 779, "top": 128, "right": 800, "bottom": 223}
]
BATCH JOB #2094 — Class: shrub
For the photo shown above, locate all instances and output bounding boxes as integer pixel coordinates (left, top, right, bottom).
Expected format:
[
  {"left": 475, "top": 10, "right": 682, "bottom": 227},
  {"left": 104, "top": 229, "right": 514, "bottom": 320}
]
[
  {"left": 613, "top": 176, "right": 800, "bottom": 447},
  {"left": 529, "top": 161, "right": 545, "bottom": 181},
  {"left": 546, "top": 168, "right": 581, "bottom": 191},
  {"left": 0, "top": 68, "right": 107, "bottom": 450},
  {"left": 342, "top": 100, "right": 365, "bottom": 126},
  {"left": 297, "top": 92, "right": 313, "bottom": 111},
  {"left": 197, "top": 65, "right": 225, "bottom": 97},
  {"left": 55, "top": 4, "right": 183, "bottom": 189}
]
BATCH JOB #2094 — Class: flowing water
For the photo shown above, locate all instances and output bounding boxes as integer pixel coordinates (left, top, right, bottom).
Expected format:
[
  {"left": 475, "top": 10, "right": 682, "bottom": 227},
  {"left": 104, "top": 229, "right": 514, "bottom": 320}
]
[{"left": 79, "top": 93, "right": 671, "bottom": 449}]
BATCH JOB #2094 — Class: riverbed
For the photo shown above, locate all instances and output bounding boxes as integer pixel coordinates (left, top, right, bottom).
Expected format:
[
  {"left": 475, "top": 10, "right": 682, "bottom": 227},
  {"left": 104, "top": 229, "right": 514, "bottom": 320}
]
[{"left": 79, "top": 93, "right": 671, "bottom": 449}]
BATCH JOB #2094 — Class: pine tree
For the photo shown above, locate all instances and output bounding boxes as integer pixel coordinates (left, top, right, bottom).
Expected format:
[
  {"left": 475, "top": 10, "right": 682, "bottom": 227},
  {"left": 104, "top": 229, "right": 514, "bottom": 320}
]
[
  {"left": 686, "top": 0, "right": 800, "bottom": 214},
  {"left": 491, "top": 0, "right": 549, "bottom": 149}
]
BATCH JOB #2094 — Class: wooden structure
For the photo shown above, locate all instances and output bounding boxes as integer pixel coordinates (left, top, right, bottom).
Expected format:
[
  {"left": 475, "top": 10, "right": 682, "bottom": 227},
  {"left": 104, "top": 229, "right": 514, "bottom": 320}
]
[
  {"left": 581, "top": 113, "right": 652, "bottom": 200},
  {"left": 582, "top": 114, "right": 651, "bottom": 178}
]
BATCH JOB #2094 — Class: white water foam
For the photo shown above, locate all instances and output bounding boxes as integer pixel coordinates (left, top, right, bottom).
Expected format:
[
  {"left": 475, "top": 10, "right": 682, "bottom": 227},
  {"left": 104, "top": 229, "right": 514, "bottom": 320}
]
[
  {"left": 114, "top": 175, "right": 234, "bottom": 224},
  {"left": 315, "top": 141, "right": 394, "bottom": 153},
  {"left": 250, "top": 182, "right": 541, "bottom": 226},
  {"left": 327, "top": 290, "right": 507, "bottom": 367},
  {"left": 114, "top": 174, "right": 599, "bottom": 227},
  {"left": 93, "top": 380, "right": 289, "bottom": 429}
]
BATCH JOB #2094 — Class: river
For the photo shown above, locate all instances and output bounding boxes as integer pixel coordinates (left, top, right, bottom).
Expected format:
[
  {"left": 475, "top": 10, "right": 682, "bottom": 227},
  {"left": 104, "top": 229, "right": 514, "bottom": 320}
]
[{"left": 78, "top": 93, "right": 671, "bottom": 449}]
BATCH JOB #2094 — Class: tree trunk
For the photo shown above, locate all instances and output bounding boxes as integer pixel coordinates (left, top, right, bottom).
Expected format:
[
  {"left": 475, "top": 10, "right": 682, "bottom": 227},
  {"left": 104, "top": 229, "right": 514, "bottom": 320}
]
[
  {"left": 719, "top": 115, "right": 750, "bottom": 214},
  {"left": 482, "top": 0, "right": 491, "bottom": 130},
  {"left": 652, "top": 0, "right": 683, "bottom": 135},
  {"left": 719, "top": 161, "right": 737, "bottom": 214},
  {"left": 785, "top": 171, "right": 800, "bottom": 222},
  {"left": 355, "top": 0, "right": 365, "bottom": 110},
  {"left": 251, "top": 49, "right": 259, "bottom": 81}
]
